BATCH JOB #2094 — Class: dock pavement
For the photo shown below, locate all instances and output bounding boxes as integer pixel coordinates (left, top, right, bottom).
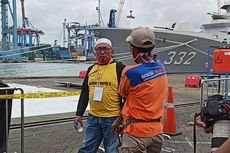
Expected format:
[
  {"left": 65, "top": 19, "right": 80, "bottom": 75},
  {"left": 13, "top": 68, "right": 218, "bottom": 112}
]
[{"left": 2, "top": 74, "right": 213, "bottom": 153}]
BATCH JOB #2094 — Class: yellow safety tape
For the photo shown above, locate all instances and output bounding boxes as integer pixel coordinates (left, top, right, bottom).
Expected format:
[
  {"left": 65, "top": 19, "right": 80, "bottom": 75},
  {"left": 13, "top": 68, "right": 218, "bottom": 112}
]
[{"left": 0, "top": 90, "right": 81, "bottom": 99}]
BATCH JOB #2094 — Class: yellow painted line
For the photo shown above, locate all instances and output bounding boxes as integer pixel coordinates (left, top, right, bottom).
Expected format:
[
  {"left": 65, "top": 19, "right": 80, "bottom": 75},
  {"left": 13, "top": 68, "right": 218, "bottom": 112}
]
[
  {"left": 173, "top": 86, "right": 200, "bottom": 94},
  {"left": 0, "top": 90, "right": 81, "bottom": 99}
]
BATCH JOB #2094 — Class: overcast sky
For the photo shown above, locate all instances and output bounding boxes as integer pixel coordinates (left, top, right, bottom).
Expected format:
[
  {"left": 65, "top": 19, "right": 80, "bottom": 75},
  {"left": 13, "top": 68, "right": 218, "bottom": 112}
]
[{"left": 14, "top": 0, "right": 221, "bottom": 45}]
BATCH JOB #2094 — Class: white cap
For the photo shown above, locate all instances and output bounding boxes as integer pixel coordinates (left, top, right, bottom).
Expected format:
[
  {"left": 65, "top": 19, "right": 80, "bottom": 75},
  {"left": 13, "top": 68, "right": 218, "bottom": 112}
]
[{"left": 95, "top": 38, "right": 112, "bottom": 48}]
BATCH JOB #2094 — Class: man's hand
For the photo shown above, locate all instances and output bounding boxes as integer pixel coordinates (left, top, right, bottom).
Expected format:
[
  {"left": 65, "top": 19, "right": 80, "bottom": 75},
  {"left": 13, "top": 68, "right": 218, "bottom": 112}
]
[
  {"left": 195, "top": 115, "right": 213, "bottom": 133},
  {"left": 111, "top": 116, "right": 123, "bottom": 134},
  {"left": 75, "top": 116, "right": 83, "bottom": 126},
  {"left": 195, "top": 115, "right": 206, "bottom": 128}
]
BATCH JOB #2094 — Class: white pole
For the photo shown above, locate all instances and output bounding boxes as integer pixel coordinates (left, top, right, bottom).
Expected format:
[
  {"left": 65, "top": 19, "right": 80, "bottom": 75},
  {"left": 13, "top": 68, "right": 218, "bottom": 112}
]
[
  {"left": 217, "top": 0, "right": 221, "bottom": 13},
  {"left": 98, "top": 0, "right": 101, "bottom": 27},
  {"left": 63, "top": 18, "right": 66, "bottom": 47}
]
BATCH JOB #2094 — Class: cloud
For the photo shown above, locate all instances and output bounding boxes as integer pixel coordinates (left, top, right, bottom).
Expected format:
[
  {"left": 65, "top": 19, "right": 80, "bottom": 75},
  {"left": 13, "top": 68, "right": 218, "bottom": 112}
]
[{"left": 6, "top": 0, "right": 219, "bottom": 45}]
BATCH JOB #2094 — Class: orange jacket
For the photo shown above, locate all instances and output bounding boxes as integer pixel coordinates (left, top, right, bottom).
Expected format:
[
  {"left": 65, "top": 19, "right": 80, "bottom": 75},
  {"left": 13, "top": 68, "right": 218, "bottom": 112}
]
[{"left": 119, "top": 61, "right": 168, "bottom": 137}]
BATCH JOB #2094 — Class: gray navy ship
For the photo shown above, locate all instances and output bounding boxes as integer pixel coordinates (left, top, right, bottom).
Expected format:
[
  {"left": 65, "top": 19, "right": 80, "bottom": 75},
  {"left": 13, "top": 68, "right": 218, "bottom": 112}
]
[{"left": 92, "top": 2, "right": 230, "bottom": 73}]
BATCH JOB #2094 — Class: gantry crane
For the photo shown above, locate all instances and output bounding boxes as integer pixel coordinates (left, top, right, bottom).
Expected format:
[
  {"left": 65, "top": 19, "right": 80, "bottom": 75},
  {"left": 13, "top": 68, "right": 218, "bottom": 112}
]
[
  {"left": 1, "top": 0, "right": 17, "bottom": 51},
  {"left": 1, "top": 0, "right": 45, "bottom": 61},
  {"left": 18, "top": 0, "right": 44, "bottom": 48}
]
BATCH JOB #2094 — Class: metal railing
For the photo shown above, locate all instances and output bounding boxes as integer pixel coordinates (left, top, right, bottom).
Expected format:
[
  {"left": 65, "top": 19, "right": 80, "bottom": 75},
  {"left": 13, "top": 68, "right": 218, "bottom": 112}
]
[
  {"left": 200, "top": 77, "right": 230, "bottom": 108},
  {"left": 0, "top": 87, "right": 24, "bottom": 153}
]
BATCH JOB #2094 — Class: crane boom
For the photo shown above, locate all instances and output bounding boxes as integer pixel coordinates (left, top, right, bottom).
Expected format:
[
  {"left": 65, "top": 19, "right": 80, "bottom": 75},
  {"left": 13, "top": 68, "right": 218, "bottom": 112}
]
[
  {"left": 116, "top": 0, "right": 125, "bottom": 28},
  {"left": 20, "top": 0, "right": 25, "bottom": 28}
]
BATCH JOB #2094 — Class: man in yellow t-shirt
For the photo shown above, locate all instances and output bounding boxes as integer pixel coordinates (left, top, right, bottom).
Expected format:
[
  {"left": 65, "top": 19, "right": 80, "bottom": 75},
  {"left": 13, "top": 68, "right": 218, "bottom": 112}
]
[{"left": 75, "top": 38, "right": 125, "bottom": 153}]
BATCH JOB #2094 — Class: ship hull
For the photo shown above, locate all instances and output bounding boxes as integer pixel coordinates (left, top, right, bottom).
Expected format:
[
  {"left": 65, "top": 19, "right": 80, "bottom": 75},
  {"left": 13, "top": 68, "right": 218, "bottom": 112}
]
[{"left": 93, "top": 28, "right": 225, "bottom": 73}]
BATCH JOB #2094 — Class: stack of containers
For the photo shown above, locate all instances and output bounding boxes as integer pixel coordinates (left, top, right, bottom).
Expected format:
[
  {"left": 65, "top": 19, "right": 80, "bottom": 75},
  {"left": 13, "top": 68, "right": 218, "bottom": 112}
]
[
  {"left": 28, "top": 52, "right": 36, "bottom": 60},
  {"left": 59, "top": 47, "right": 71, "bottom": 59},
  {"left": 52, "top": 46, "right": 61, "bottom": 60},
  {"left": 43, "top": 48, "right": 53, "bottom": 61}
]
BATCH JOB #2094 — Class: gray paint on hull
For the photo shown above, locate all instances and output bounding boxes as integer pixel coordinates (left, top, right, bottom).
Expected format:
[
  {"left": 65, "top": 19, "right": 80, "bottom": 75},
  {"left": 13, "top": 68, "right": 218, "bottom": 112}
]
[{"left": 93, "top": 28, "right": 225, "bottom": 73}]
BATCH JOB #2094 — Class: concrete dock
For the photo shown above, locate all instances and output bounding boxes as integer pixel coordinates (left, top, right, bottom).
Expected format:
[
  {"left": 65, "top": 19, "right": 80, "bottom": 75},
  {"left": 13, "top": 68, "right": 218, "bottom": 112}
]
[{"left": 2, "top": 74, "right": 213, "bottom": 153}]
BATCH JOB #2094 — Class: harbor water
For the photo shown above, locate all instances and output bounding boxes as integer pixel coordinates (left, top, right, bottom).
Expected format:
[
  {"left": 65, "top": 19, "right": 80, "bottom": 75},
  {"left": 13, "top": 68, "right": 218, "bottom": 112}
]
[{"left": 0, "top": 62, "right": 92, "bottom": 78}]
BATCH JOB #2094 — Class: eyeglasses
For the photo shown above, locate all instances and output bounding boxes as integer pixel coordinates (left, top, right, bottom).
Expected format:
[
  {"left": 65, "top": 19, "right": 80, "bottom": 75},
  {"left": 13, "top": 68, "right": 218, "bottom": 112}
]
[{"left": 95, "top": 47, "right": 112, "bottom": 53}]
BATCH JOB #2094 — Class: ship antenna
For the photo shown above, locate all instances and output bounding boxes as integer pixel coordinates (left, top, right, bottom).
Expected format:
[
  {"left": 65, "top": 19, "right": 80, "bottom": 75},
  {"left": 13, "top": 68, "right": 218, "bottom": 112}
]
[
  {"left": 98, "top": 0, "right": 101, "bottom": 27},
  {"left": 63, "top": 18, "right": 66, "bottom": 47},
  {"left": 96, "top": 0, "right": 102, "bottom": 27},
  {"left": 217, "top": 0, "right": 221, "bottom": 13}
]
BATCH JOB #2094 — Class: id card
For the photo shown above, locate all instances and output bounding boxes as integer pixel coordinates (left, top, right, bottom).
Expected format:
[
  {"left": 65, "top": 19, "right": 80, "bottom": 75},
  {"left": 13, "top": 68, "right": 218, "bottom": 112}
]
[{"left": 93, "top": 87, "right": 103, "bottom": 101}]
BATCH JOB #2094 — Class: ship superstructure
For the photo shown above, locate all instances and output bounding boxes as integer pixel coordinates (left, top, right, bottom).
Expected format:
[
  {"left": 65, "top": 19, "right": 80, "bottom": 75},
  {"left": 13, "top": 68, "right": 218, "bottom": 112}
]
[{"left": 91, "top": 1, "right": 230, "bottom": 73}]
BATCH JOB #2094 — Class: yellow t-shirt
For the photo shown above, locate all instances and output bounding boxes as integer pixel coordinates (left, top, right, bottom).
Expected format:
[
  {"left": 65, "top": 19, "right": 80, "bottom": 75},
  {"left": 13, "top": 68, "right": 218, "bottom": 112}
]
[{"left": 88, "top": 63, "right": 120, "bottom": 117}]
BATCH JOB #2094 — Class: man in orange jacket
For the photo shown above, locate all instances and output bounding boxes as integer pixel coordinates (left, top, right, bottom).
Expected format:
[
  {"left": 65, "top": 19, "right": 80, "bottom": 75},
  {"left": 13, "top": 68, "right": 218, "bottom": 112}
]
[{"left": 112, "top": 27, "right": 168, "bottom": 153}]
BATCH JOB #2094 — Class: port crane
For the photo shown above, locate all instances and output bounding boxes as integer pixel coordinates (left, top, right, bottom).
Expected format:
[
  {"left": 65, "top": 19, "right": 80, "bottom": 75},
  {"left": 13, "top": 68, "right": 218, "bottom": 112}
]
[
  {"left": 0, "top": 0, "right": 45, "bottom": 62},
  {"left": 19, "top": 0, "right": 44, "bottom": 48},
  {"left": 0, "top": 0, "right": 17, "bottom": 51}
]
